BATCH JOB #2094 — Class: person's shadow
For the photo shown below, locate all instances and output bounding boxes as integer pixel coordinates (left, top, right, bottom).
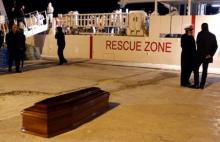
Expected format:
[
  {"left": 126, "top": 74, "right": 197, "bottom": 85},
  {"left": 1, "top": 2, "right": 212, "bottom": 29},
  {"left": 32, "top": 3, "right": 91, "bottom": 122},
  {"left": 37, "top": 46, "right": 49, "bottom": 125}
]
[
  {"left": 0, "top": 60, "right": 56, "bottom": 75},
  {"left": 190, "top": 75, "right": 220, "bottom": 89},
  {"left": 0, "top": 59, "right": 90, "bottom": 75},
  {"left": 204, "top": 76, "right": 220, "bottom": 88}
]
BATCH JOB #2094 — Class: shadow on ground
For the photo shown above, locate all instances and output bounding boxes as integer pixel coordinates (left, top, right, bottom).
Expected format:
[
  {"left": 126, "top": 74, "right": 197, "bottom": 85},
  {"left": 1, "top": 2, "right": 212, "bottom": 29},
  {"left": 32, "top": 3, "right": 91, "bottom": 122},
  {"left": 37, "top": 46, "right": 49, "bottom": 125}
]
[
  {"left": 205, "top": 76, "right": 220, "bottom": 87},
  {"left": 0, "top": 59, "right": 89, "bottom": 75}
]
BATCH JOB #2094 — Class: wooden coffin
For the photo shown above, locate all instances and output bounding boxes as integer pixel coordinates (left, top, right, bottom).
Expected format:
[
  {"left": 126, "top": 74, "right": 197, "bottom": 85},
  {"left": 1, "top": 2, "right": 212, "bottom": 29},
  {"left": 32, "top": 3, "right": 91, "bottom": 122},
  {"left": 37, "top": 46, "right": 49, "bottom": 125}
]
[{"left": 21, "top": 87, "right": 110, "bottom": 138}]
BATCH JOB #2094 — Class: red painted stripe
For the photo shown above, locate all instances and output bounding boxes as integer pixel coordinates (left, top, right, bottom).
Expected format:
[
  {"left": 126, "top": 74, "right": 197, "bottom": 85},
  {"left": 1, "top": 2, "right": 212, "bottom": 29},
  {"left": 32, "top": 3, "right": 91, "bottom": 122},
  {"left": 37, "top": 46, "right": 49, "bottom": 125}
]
[
  {"left": 90, "top": 35, "right": 93, "bottom": 59},
  {"left": 191, "top": 16, "right": 196, "bottom": 36}
]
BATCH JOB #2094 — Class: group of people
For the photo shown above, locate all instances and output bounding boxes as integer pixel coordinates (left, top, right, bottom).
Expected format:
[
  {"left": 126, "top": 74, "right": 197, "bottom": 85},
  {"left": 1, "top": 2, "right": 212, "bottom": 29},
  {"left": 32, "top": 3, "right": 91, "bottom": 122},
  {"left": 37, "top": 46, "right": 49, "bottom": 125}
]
[
  {"left": 4, "top": 3, "right": 219, "bottom": 86},
  {"left": 3, "top": 1, "right": 55, "bottom": 73},
  {"left": 10, "top": 1, "right": 53, "bottom": 30},
  {"left": 6, "top": 24, "right": 26, "bottom": 73},
  {"left": 29, "top": 11, "right": 45, "bottom": 28},
  {"left": 11, "top": 2, "right": 27, "bottom": 29},
  {"left": 180, "top": 23, "right": 218, "bottom": 89},
  {"left": 54, "top": 22, "right": 218, "bottom": 89},
  {"left": 5, "top": 25, "right": 66, "bottom": 73}
]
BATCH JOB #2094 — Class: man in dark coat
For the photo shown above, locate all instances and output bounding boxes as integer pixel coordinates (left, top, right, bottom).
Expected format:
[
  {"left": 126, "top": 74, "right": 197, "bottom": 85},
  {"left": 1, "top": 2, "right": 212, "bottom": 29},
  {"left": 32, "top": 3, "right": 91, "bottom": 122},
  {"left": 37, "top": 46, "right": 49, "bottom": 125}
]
[
  {"left": 180, "top": 25, "right": 197, "bottom": 87},
  {"left": 6, "top": 24, "right": 25, "bottom": 73},
  {"left": 55, "top": 27, "right": 67, "bottom": 65},
  {"left": 19, "top": 28, "right": 26, "bottom": 71},
  {"left": 192, "top": 23, "right": 218, "bottom": 89}
]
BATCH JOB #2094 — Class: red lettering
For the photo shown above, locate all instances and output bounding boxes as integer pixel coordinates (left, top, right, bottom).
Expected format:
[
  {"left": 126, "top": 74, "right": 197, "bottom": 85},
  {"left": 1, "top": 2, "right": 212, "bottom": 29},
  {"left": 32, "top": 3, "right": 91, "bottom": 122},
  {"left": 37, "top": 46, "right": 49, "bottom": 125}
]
[
  {"left": 158, "top": 42, "right": 165, "bottom": 52},
  {"left": 112, "top": 41, "right": 117, "bottom": 50},
  {"left": 118, "top": 41, "right": 123, "bottom": 50},
  {"left": 130, "top": 41, "right": 136, "bottom": 51},
  {"left": 165, "top": 42, "right": 172, "bottom": 52},
  {"left": 105, "top": 40, "right": 171, "bottom": 53},
  {"left": 150, "top": 42, "right": 157, "bottom": 52},
  {"left": 106, "top": 40, "right": 111, "bottom": 50},
  {"left": 145, "top": 42, "right": 150, "bottom": 51},
  {"left": 136, "top": 41, "right": 142, "bottom": 51},
  {"left": 123, "top": 41, "right": 130, "bottom": 50}
]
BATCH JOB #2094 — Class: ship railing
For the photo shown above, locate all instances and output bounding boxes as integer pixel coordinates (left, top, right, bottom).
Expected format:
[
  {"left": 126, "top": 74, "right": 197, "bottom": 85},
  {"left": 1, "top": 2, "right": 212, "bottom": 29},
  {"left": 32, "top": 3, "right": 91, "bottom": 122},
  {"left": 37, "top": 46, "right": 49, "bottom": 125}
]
[
  {"left": 23, "top": 10, "right": 48, "bottom": 37},
  {"left": 57, "top": 12, "right": 128, "bottom": 35},
  {"left": 0, "top": 15, "right": 9, "bottom": 36},
  {"left": 0, "top": 10, "right": 48, "bottom": 38}
]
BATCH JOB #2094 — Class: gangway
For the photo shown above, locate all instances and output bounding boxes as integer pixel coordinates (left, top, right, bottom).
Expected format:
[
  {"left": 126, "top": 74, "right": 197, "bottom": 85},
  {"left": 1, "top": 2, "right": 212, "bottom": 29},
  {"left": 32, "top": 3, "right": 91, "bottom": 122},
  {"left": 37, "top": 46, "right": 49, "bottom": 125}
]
[
  {"left": 0, "top": 10, "right": 48, "bottom": 38},
  {"left": 0, "top": 10, "right": 49, "bottom": 68},
  {"left": 23, "top": 11, "right": 48, "bottom": 37}
]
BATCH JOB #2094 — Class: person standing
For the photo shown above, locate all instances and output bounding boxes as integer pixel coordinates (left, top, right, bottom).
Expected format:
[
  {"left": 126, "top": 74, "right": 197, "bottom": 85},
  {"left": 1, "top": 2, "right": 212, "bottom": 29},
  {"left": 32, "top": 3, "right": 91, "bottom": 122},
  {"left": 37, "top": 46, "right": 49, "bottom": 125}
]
[
  {"left": 19, "top": 28, "right": 26, "bottom": 71},
  {"left": 193, "top": 23, "right": 218, "bottom": 89},
  {"left": 10, "top": 2, "right": 18, "bottom": 29},
  {"left": 17, "top": 5, "right": 27, "bottom": 28},
  {"left": 47, "top": 2, "right": 54, "bottom": 25},
  {"left": 180, "top": 25, "right": 197, "bottom": 87},
  {"left": 6, "top": 24, "right": 25, "bottom": 73},
  {"left": 55, "top": 27, "right": 67, "bottom": 65}
]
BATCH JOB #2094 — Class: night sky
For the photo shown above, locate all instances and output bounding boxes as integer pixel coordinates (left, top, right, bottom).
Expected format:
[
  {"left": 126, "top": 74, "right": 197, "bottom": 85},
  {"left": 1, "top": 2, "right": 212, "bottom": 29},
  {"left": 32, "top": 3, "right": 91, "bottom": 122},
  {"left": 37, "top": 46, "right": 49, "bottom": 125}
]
[
  {"left": 3, "top": 0, "right": 120, "bottom": 18},
  {"left": 2, "top": 0, "right": 218, "bottom": 19},
  {"left": 3, "top": 0, "right": 170, "bottom": 18}
]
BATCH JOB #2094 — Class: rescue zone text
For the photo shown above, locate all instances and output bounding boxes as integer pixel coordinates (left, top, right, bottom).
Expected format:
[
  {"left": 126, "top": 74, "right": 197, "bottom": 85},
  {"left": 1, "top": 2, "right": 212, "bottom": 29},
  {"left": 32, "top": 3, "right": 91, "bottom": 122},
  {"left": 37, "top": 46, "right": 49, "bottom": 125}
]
[{"left": 106, "top": 40, "right": 172, "bottom": 53}]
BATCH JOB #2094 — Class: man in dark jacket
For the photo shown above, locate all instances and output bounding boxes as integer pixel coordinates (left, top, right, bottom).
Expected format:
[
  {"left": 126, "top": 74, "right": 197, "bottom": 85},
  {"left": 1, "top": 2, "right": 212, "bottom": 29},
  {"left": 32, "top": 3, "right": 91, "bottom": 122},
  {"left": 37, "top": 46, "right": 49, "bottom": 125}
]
[
  {"left": 55, "top": 27, "right": 67, "bottom": 65},
  {"left": 180, "top": 25, "right": 197, "bottom": 87},
  {"left": 19, "top": 28, "right": 26, "bottom": 71},
  {"left": 193, "top": 23, "right": 218, "bottom": 89},
  {"left": 6, "top": 24, "right": 25, "bottom": 73}
]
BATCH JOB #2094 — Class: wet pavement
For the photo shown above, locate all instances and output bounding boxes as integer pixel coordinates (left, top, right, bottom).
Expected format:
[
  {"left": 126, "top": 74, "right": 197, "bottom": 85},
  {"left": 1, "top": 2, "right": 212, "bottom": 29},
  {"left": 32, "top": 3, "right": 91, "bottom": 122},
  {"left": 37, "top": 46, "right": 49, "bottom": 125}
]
[{"left": 0, "top": 59, "right": 220, "bottom": 142}]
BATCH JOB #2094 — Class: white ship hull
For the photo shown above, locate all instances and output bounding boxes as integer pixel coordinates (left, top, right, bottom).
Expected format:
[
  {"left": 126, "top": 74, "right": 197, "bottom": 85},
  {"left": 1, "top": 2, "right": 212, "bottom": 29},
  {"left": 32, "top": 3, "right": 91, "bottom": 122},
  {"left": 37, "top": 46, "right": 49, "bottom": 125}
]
[{"left": 42, "top": 14, "right": 220, "bottom": 74}]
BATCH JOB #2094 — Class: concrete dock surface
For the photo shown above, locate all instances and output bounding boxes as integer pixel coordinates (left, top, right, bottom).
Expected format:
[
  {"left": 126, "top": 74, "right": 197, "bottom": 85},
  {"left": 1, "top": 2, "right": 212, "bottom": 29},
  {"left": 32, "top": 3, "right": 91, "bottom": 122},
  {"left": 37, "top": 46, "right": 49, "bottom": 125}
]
[{"left": 0, "top": 59, "right": 220, "bottom": 142}]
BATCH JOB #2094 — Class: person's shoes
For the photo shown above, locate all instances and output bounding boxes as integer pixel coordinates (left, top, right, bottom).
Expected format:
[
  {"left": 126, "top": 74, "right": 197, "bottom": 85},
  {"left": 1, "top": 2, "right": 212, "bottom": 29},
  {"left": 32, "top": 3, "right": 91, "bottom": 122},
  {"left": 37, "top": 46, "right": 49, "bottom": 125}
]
[
  {"left": 189, "top": 85, "right": 200, "bottom": 89},
  {"left": 8, "top": 68, "right": 12, "bottom": 73},
  {"left": 186, "top": 82, "right": 191, "bottom": 86},
  {"left": 59, "top": 62, "right": 63, "bottom": 65},
  {"left": 16, "top": 70, "right": 22, "bottom": 73},
  {"left": 63, "top": 60, "right": 68, "bottom": 63},
  {"left": 181, "top": 82, "right": 191, "bottom": 87},
  {"left": 200, "top": 85, "right": 204, "bottom": 89}
]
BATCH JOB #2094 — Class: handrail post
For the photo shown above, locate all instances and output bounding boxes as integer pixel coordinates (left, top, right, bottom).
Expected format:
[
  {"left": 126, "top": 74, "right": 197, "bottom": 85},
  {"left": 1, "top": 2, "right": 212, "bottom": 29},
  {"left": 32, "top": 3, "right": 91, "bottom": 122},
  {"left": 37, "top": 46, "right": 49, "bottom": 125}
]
[{"left": 188, "top": 0, "right": 192, "bottom": 15}]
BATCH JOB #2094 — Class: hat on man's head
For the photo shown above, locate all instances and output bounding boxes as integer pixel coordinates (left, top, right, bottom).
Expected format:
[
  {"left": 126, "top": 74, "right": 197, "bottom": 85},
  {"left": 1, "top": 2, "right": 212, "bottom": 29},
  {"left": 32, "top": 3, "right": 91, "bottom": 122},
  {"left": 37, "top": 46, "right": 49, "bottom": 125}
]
[{"left": 184, "top": 25, "right": 193, "bottom": 31}]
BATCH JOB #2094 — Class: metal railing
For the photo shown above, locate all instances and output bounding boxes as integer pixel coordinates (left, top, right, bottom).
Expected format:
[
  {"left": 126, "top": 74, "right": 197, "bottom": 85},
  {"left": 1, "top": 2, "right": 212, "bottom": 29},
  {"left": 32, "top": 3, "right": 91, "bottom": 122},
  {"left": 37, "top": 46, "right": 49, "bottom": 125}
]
[
  {"left": 0, "top": 15, "right": 9, "bottom": 35},
  {"left": 0, "top": 10, "right": 48, "bottom": 37},
  {"left": 57, "top": 12, "right": 129, "bottom": 35},
  {"left": 23, "top": 10, "right": 48, "bottom": 29}
]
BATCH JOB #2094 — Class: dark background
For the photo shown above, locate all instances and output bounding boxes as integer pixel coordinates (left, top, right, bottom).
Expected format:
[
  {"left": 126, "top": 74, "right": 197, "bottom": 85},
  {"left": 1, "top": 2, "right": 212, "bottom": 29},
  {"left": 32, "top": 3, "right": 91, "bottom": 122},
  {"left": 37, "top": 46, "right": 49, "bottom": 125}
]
[
  {"left": 3, "top": 0, "right": 120, "bottom": 17},
  {"left": 2, "top": 0, "right": 219, "bottom": 19},
  {"left": 3, "top": 0, "right": 169, "bottom": 18}
]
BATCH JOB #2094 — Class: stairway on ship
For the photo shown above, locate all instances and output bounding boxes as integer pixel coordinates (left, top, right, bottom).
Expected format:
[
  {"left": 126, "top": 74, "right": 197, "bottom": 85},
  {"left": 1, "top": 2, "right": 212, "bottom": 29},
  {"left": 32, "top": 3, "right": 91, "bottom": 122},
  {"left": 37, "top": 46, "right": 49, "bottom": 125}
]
[{"left": 0, "top": 10, "right": 49, "bottom": 38}]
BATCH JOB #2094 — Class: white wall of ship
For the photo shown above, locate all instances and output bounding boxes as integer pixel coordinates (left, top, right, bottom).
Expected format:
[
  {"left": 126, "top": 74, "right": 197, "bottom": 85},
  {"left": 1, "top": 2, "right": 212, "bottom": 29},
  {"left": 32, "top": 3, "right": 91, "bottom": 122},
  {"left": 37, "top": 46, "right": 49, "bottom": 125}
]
[{"left": 42, "top": 15, "right": 220, "bottom": 73}]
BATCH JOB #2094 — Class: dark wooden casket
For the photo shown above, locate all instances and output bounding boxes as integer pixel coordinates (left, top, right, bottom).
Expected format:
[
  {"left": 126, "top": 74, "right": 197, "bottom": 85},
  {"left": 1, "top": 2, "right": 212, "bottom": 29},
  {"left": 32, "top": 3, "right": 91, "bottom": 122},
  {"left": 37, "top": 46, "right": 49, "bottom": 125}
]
[{"left": 21, "top": 87, "right": 110, "bottom": 138}]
